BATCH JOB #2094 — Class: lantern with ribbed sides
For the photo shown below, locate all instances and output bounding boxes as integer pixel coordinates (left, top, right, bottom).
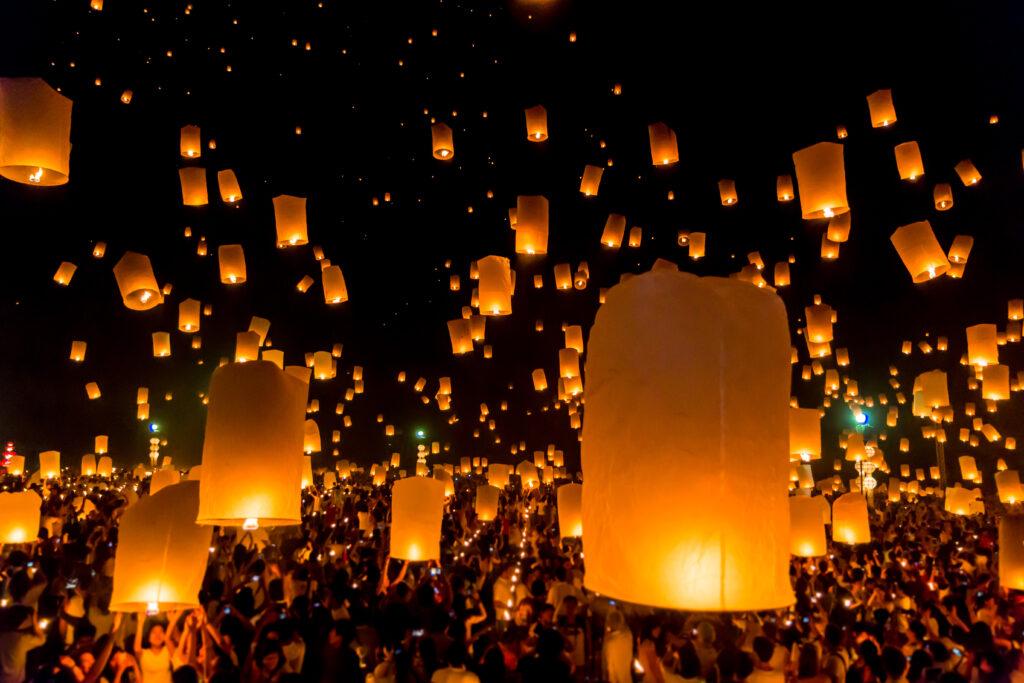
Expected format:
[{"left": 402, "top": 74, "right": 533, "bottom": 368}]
[
  {"left": 789, "top": 407, "right": 821, "bottom": 462},
  {"left": 525, "top": 105, "right": 548, "bottom": 141},
  {"left": 890, "top": 221, "right": 949, "bottom": 282},
  {"left": 777, "top": 175, "right": 794, "bottom": 202},
  {"left": 648, "top": 122, "right": 678, "bottom": 166},
  {"left": 557, "top": 483, "right": 583, "bottom": 538},
  {"left": 390, "top": 476, "right": 446, "bottom": 561},
  {"left": 273, "top": 195, "right": 308, "bottom": 247},
  {"left": 894, "top": 142, "right": 924, "bottom": 180},
  {"left": 1001, "top": 516, "right": 1024, "bottom": 590},
  {"left": 478, "top": 255, "right": 512, "bottom": 315},
  {"left": 476, "top": 485, "right": 500, "bottom": 521},
  {"left": 0, "top": 491, "right": 40, "bottom": 543},
  {"left": 792, "top": 142, "right": 849, "bottom": 220},
  {"left": 0, "top": 78, "right": 72, "bottom": 186},
  {"left": 431, "top": 123, "right": 454, "bottom": 160},
  {"left": 197, "top": 361, "right": 308, "bottom": 529},
  {"left": 831, "top": 493, "right": 870, "bottom": 544},
  {"left": 515, "top": 195, "right": 548, "bottom": 254},
  {"left": 110, "top": 481, "right": 212, "bottom": 613},
  {"left": 789, "top": 496, "right": 825, "bottom": 557},
  {"left": 178, "top": 168, "right": 208, "bottom": 206},
  {"left": 866, "top": 89, "right": 897, "bottom": 128},
  {"left": 39, "top": 450, "right": 60, "bottom": 479},
  {"left": 113, "top": 252, "right": 162, "bottom": 310},
  {"left": 581, "top": 269, "right": 793, "bottom": 611},
  {"left": 218, "top": 245, "right": 246, "bottom": 284}
]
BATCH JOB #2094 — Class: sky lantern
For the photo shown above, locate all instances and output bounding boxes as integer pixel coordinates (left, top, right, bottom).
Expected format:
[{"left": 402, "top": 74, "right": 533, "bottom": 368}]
[
  {"left": 648, "top": 122, "right": 679, "bottom": 166},
  {"left": 789, "top": 407, "right": 821, "bottom": 462},
  {"left": 718, "top": 179, "right": 738, "bottom": 206},
  {"left": 890, "top": 221, "right": 949, "bottom": 282},
  {"left": 95, "top": 435, "right": 108, "bottom": 454},
  {"left": 789, "top": 496, "right": 826, "bottom": 557},
  {"left": 579, "top": 165, "right": 604, "bottom": 196},
  {"left": 532, "top": 368, "right": 548, "bottom": 391},
  {"left": 581, "top": 269, "right": 793, "bottom": 611},
  {"left": 217, "top": 245, "right": 246, "bottom": 284},
  {"left": 113, "top": 252, "right": 162, "bottom": 310},
  {"left": 39, "top": 450, "right": 60, "bottom": 478},
  {"left": 431, "top": 122, "right": 454, "bottom": 160},
  {"left": 197, "top": 361, "right": 308, "bottom": 529},
  {"left": 390, "top": 476, "right": 446, "bottom": 561},
  {"left": 478, "top": 255, "right": 512, "bottom": 315},
  {"left": 894, "top": 141, "right": 924, "bottom": 180},
  {"left": 322, "top": 265, "right": 349, "bottom": 303},
  {"left": 81, "top": 454, "right": 96, "bottom": 476},
  {"left": 557, "top": 483, "right": 583, "bottom": 538},
  {"left": 934, "top": 183, "right": 953, "bottom": 211},
  {"left": 947, "top": 235, "right": 974, "bottom": 264},
  {"left": 475, "top": 485, "right": 500, "bottom": 521},
  {"left": 0, "top": 491, "right": 40, "bottom": 543},
  {"left": 217, "top": 170, "right": 242, "bottom": 203},
  {"left": 273, "top": 195, "right": 309, "bottom": 247},
  {"left": 832, "top": 493, "right": 870, "bottom": 544},
  {"left": 776, "top": 175, "right": 794, "bottom": 202},
  {"left": 312, "top": 351, "right": 334, "bottom": 380},
  {"left": 1001, "top": 516, "right": 1024, "bottom": 590},
  {"left": 69, "top": 340, "right": 86, "bottom": 362},
  {"left": 601, "top": 213, "right": 626, "bottom": 248},
  {"left": 447, "top": 319, "right": 473, "bottom": 354},
  {"left": 966, "top": 324, "right": 998, "bottom": 367},
  {"left": 689, "top": 232, "right": 706, "bottom": 260},
  {"left": 0, "top": 78, "right": 72, "bottom": 186},
  {"left": 866, "top": 88, "right": 898, "bottom": 127},
  {"left": 954, "top": 159, "right": 982, "bottom": 186},
  {"left": 97, "top": 456, "right": 112, "bottom": 477},
  {"left": 773, "top": 263, "right": 790, "bottom": 287},
  {"left": 110, "top": 481, "right": 212, "bottom": 613},
  {"left": 53, "top": 262, "right": 76, "bottom": 286},
  {"left": 152, "top": 332, "right": 171, "bottom": 357},
  {"left": 983, "top": 364, "right": 1010, "bottom": 400},
  {"left": 805, "top": 304, "right": 833, "bottom": 343},
  {"left": 916, "top": 370, "right": 949, "bottom": 408},
  {"left": 524, "top": 105, "right": 548, "bottom": 141},
  {"left": 996, "top": 471, "right": 1023, "bottom": 504},
  {"left": 792, "top": 142, "right": 849, "bottom": 220},
  {"left": 515, "top": 195, "right": 548, "bottom": 254},
  {"left": 178, "top": 168, "right": 208, "bottom": 206},
  {"left": 303, "top": 419, "right": 321, "bottom": 453},
  {"left": 178, "top": 299, "right": 201, "bottom": 332},
  {"left": 826, "top": 212, "right": 851, "bottom": 243},
  {"left": 234, "top": 331, "right": 259, "bottom": 362},
  {"left": 180, "top": 125, "right": 201, "bottom": 158}
]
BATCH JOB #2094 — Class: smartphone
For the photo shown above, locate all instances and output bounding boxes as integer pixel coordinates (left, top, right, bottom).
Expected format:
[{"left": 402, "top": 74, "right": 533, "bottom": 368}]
[
  {"left": 412, "top": 629, "right": 424, "bottom": 637},
  {"left": 430, "top": 567, "right": 441, "bottom": 576}
]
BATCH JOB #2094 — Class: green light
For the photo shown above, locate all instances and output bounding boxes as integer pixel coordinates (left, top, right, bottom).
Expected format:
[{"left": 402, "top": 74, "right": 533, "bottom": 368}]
[{"left": 415, "top": 429, "right": 425, "bottom": 439}]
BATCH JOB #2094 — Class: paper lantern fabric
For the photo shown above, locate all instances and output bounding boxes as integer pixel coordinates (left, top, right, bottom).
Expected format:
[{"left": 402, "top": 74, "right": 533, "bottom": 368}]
[
  {"left": 0, "top": 491, "right": 41, "bottom": 543},
  {"left": 581, "top": 269, "right": 793, "bottom": 611},
  {"left": 273, "top": 195, "right": 309, "bottom": 247},
  {"left": 475, "top": 485, "right": 500, "bottom": 521},
  {"left": 890, "top": 221, "right": 950, "bottom": 283},
  {"left": 477, "top": 255, "right": 512, "bottom": 315},
  {"left": 515, "top": 195, "right": 549, "bottom": 254},
  {"left": 390, "top": 476, "right": 446, "bottom": 561},
  {"left": 0, "top": 78, "right": 73, "bottom": 186},
  {"left": 792, "top": 142, "right": 849, "bottom": 220},
  {"left": 831, "top": 493, "right": 870, "bottom": 544},
  {"left": 113, "top": 252, "right": 162, "bottom": 310},
  {"left": 1000, "top": 516, "right": 1024, "bottom": 591},
  {"left": 110, "top": 481, "right": 212, "bottom": 612},
  {"left": 789, "top": 407, "right": 821, "bottom": 461},
  {"left": 197, "top": 361, "right": 308, "bottom": 527},
  {"left": 789, "top": 496, "right": 826, "bottom": 557}
]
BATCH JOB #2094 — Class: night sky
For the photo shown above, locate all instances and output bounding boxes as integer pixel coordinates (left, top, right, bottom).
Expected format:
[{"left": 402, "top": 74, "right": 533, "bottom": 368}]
[{"left": 1, "top": 0, "right": 1023, "bottom": 480}]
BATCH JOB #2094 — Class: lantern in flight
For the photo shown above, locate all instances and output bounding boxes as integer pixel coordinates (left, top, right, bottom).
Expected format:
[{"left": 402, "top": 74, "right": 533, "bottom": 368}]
[
  {"left": 431, "top": 123, "right": 454, "bottom": 160},
  {"left": 478, "top": 255, "right": 512, "bottom": 315},
  {"left": 273, "top": 195, "right": 309, "bottom": 247},
  {"left": 113, "top": 252, "right": 162, "bottom": 310},
  {"left": 390, "top": 476, "right": 446, "bottom": 561},
  {"left": 515, "top": 195, "right": 548, "bottom": 255},
  {"left": 792, "top": 142, "right": 849, "bottom": 220},
  {"left": 890, "top": 221, "right": 949, "bottom": 282},
  {"left": 648, "top": 122, "right": 679, "bottom": 166},
  {"left": 0, "top": 78, "right": 72, "bottom": 186}
]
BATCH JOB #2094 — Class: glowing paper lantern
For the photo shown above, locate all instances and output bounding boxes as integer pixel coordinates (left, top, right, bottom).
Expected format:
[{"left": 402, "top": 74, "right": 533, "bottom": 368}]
[
  {"left": 831, "top": 493, "right": 870, "bottom": 544},
  {"left": 995, "top": 471, "right": 1023, "bottom": 504},
  {"left": 69, "top": 340, "right": 86, "bottom": 362},
  {"left": 217, "top": 169, "right": 242, "bottom": 203},
  {"left": 39, "top": 450, "right": 60, "bottom": 478},
  {"left": 431, "top": 122, "right": 454, "bottom": 160},
  {"left": 890, "top": 221, "right": 950, "bottom": 282},
  {"left": 150, "top": 468, "right": 180, "bottom": 496},
  {"left": 478, "top": 255, "right": 512, "bottom": 315},
  {"left": 113, "top": 252, "right": 162, "bottom": 310},
  {"left": 180, "top": 125, "right": 201, "bottom": 158},
  {"left": 0, "top": 491, "right": 40, "bottom": 543},
  {"left": 0, "top": 78, "right": 72, "bottom": 185},
  {"left": 789, "top": 496, "right": 826, "bottom": 557},
  {"left": 556, "top": 483, "right": 583, "bottom": 538},
  {"left": 894, "top": 142, "right": 924, "bottom": 180},
  {"left": 1001, "top": 516, "right": 1024, "bottom": 590},
  {"left": 515, "top": 195, "right": 549, "bottom": 255},
  {"left": 303, "top": 419, "right": 321, "bottom": 454},
  {"left": 789, "top": 407, "right": 821, "bottom": 462},
  {"left": 966, "top": 324, "right": 999, "bottom": 367},
  {"left": 524, "top": 105, "right": 548, "bottom": 141},
  {"left": 81, "top": 454, "right": 96, "bottom": 476},
  {"left": 109, "top": 481, "right": 212, "bottom": 612},
  {"left": 983, "top": 364, "right": 1010, "bottom": 401},
  {"left": 601, "top": 214, "right": 626, "bottom": 248},
  {"left": 776, "top": 175, "right": 794, "bottom": 201},
  {"left": 152, "top": 332, "right": 171, "bottom": 357},
  {"left": 792, "top": 142, "right": 849, "bottom": 220},
  {"left": 197, "top": 361, "right": 308, "bottom": 528},
  {"left": 447, "top": 319, "right": 473, "bottom": 354},
  {"left": 581, "top": 269, "right": 792, "bottom": 611},
  {"left": 235, "top": 331, "right": 259, "bottom": 363},
  {"left": 218, "top": 245, "right": 246, "bottom": 284},
  {"left": 178, "top": 299, "right": 200, "bottom": 333},
  {"left": 390, "top": 476, "right": 446, "bottom": 561},
  {"left": 826, "top": 213, "right": 851, "bottom": 243},
  {"left": 934, "top": 184, "right": 953, "bottom": 211},
  {"left": 866, "top": 89, "right": 897, "bottom": 127},
  {"left": 718, "top": 179, "right": 738, "bottom": 206},
  {"left": 954, "top": 160, "right": 982, "bottom": 186},
  {"left": 476, "top": 485, "right": 500, "bottom": 521},
  {"left": 95, "top": 435, "right": 108, "bottom": 454},
  {"left": 648, "top": 122, "right": 679, "bottom": 166},
  {"left": 273, "top": 195, "right": 309, "bottom": 247},
  {"left": 97, "top": 456, "right": 112, "bottom": 478},
  {"left": 322, "top": 265, "right": 349, "bottom": 303},
  {"left": 53, "top": 262, "right": 77, "bottom": 286},
  {"left": 579, "top": 165, "right": 603, "bottom": 196},
  {"left": 947, "top": 235, "right": 974, "bottom": 264},
  {"left": 178, "top": 168, "right": 208, "bottom": 206}
]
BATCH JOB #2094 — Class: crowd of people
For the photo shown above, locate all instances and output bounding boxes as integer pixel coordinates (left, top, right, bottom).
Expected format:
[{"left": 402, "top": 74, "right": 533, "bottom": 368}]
[{"left": 1, "top": 469, "right": 1021, "bottom": 683}]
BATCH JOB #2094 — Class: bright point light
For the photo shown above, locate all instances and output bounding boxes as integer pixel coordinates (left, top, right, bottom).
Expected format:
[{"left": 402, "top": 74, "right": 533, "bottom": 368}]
[
  {"left": 854, "top": 412, "right": 867, "bottom": 425},
  {"left": 415, "top": 429, "right": 425, "bottom": 439},
  {"left": 148, "top": 422, "right": 160, "bottom": 433}
]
